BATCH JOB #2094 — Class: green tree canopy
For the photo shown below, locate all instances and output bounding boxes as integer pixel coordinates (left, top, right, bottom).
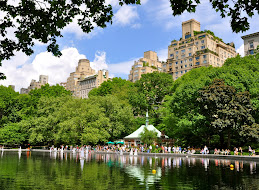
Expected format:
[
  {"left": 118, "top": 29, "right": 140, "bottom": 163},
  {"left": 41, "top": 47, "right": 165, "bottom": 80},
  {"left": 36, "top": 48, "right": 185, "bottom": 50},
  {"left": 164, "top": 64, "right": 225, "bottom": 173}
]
[
  {"left": 161, "top": 54, "right": 259, "bottom": 147},
  {"left": 140, "top": 126, "right": 158, "bottom": 146},
  {"left": 197, "top": 79, "right": 259, "bottom": 147}
]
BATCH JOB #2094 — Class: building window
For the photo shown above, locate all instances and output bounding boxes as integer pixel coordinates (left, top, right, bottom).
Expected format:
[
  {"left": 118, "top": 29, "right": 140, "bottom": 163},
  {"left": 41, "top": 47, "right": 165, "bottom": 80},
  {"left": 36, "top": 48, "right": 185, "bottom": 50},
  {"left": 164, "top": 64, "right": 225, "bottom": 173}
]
[
  {"left": 185, "top": 34, "right": 191, "bottom": 39},
  {"left": 189, "top": 58, "right": 193, "bottom": 61},
  {"left": 170, "top": 54, "right": 174, "bottom": 57},
  {"left": 181, "top": 49, "right": 185, "bottom": 53},
  {"left": 249, "top": 42, "right": 254, "bottom": 49},
  {"left": 201, "top": 46, "right": 205, "bottom": 49},
  {"left": 201, "top": 40, "right": 204, "bottom": 43},
  {"left": 181, "top": 71, "right": 183, "bottom": 74},
  {"left": 176, "top": 72, "right": 178, "bottom": 75},
  {"left": 185, "top": 65, "right": 187, "bottom": 68},
  {"left": 196, "top": 42, "right": 199, "bottom": 45},
  {"left": 163, "top": 64, "right": 166, "bottom": 67},
  {"left": 175, "top": 61, "right": 178, "bottom": 65},
  {"left": 189, "top": 64, "right": 193, "bottom": 66},
  {"left": 189, "top": 53, "right": 192, "bottom": 56},
  {"left": 188, "top": 48, "right": 191, "bottom": 51},
  {"left": 249, "top": 49, "right": 254, "bottom": 54},
  {"left": 169, "top": 68, "right": 172, "bottom": 71},
  {"left": 196, "top": 62, "right": 200, "bottom": 65},
  {"left": 180, "top": 66, "right": 183, "bottom": 69},
  {"left": 203, "top": 60, "right": 207, "bottom": 64},
  {"left": 175, "top": 67, "right": 178, "bottom": 70},
  {"left": 180, "top": 60, "right": 183, "bottom": 64},
  {"left": 176, "top": 56, "right": 178, "bottom": 60},
  {"left": 195, "top": 56, "right": 200, "bottom": 60},
  {"left": 176, "top": 51, "right": 179, "bottom": 54},
  {"left": 185, "top": 70, "right": 187, "bottom": 73},
  {"left": 181, "top": 54, "right": 185, "bottom": 58},
  {"left": 203, "top": 55, "right": 207, "bottom": 58}
]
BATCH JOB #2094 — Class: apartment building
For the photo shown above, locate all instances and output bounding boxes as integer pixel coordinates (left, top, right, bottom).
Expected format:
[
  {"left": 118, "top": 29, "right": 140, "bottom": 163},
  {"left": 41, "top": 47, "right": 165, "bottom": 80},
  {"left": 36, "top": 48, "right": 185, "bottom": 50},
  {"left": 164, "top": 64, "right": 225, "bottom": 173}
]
[
  {"left": 20, "top": 75, "right": 48, "bottom": 94},
  {"left": 241, "top": 32, "right": 259, "bottom": 56},
  {"left": 66, "top": 59, "right": 95, "bottom": 94},
  {"left": 166, "top": 19, "right": 237, "bottom": 80},
  {"left": 128, "top": 51, "right": 162, "bottom": 82},
  {"left": 76, "top": 70, "right": 109, "bottom": 99}
]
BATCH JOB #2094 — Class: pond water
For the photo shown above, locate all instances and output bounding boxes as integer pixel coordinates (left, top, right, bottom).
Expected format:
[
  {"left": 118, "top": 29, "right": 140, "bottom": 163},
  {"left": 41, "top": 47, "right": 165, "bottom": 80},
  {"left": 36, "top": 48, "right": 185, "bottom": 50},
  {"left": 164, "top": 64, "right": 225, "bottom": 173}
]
[{"left": 0, "top": 151, "right": 258, "bottom": 190}]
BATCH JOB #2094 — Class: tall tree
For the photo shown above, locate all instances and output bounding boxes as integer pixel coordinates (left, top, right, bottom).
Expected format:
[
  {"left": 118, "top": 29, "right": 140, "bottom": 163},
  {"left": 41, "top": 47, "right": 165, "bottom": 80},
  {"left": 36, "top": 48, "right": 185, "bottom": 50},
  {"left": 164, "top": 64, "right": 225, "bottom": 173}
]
[
  {"left": 140, "top": 127, "right": 158, "bottom": 146},
  {"left": 131, "top": 72, "right": 173, "bottom": 118},
  {"left": 197, "top": 79, "right": 259, "bottom": 147}
]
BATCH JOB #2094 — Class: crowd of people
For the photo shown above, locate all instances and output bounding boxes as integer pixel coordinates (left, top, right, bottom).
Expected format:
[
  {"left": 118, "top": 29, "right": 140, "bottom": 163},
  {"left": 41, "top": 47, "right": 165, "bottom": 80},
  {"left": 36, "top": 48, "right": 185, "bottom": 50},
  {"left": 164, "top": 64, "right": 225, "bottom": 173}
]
[{"left": 45, "top": 144, "right": 258, "bottom": 157}]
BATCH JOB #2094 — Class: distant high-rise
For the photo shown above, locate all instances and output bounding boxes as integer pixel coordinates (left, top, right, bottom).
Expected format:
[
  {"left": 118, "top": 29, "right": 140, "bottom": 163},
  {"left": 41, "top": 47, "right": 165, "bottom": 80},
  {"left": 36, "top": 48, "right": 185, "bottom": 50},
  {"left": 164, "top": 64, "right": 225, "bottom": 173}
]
[
  {"left": 241, "top": 32, "right": 259, "bottom": 56},
  {"left": 128, "top": 51, "right": 162, "bottom": 82},
  {"left": 66, "top": 59, "right": 95, "bottom": 94},
  {"left": 166, "top": 19, "right": 237, "bottom": 80},
  {"left": 20, "top": 75, "right": 48, "bottom": 94}
]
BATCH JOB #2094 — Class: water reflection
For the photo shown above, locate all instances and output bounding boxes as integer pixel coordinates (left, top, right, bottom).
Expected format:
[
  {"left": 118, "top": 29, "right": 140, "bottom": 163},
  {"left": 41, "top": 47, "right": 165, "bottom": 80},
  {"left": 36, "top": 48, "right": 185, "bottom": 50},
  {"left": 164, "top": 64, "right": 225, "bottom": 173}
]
[
  {"left": 46, "top": 152, "right": 258, "bottom": 176},
  {"left": 0, "top": 151, "right": 258, "bottom": 190}
]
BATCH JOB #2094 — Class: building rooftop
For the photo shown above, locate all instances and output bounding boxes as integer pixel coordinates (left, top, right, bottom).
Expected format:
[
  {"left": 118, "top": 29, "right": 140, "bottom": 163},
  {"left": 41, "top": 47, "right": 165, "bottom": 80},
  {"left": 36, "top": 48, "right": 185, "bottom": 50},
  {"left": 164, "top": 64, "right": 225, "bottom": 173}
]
[
  {"left": 124, "top": 124, "right": 169, "bottom": 139},
  {"left": 241, "top": 32, "right": 259, "bottom": 39}
]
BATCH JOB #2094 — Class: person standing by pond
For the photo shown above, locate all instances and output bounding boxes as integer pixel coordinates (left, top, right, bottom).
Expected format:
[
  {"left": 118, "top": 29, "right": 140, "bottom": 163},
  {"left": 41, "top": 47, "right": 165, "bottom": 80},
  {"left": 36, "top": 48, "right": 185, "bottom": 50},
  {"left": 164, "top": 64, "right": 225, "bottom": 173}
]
[
  {"left": 239, "top": 147, "right": 243, "bottom": 156},
  {"left": 248, "top": 146, "right": 252, "bottom": 156}
]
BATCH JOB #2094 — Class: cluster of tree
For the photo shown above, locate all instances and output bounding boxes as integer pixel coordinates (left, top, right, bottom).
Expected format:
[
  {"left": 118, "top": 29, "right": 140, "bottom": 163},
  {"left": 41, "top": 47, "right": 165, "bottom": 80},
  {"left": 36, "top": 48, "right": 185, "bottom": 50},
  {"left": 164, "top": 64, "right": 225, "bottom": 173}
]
[
  {"left": 0, "top": 85, "right": 137, "bottom": 146},
  {"left": 160, "top": 54, "right": 259, "bottom": 148},
  {"left": 1, "top": 54, "right": 259, "bottom": 148}
]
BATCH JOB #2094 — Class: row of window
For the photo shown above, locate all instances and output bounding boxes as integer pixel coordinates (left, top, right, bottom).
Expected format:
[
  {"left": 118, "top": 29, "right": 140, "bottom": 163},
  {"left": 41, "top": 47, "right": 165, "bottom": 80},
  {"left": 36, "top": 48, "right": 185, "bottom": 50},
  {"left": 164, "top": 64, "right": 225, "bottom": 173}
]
[{"left": 175, "top": 70, "right": 188, "bottom": 75}]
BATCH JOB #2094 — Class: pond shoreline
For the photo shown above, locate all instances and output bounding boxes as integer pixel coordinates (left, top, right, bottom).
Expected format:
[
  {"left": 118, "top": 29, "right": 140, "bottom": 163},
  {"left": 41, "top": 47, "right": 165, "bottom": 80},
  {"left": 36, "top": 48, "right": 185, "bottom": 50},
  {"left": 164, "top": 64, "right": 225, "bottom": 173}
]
[{"left": 2, "top": 149, "right": 259, "bottom": 162}]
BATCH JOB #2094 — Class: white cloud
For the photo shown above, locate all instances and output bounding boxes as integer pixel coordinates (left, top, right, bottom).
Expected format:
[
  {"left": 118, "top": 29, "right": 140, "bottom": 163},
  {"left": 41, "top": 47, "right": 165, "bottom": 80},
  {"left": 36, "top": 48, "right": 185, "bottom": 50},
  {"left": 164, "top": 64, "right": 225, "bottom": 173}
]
[
  {"left": 114, "top": 5, "right": 139, "bottom": 26},
  {"left": 140, "top": 0, "right": 149, "bottom": 5},
  {"left": 90, "top": 51, "right": 108, "bottom": 71},
  {"left": 157, "top": 48, "right": 168, "bottom": 62},
  {"left": 62, "top": 17, "right": 103, "bottom": 39},
  {"left": 108, "top": 59, "right": 134, "bottom": 75},
  {"left": 0, "top": 48, "right": 86, "bottom": 92},
  {"left": 236, "top": 44, "right": 244, "bottom": 57}
]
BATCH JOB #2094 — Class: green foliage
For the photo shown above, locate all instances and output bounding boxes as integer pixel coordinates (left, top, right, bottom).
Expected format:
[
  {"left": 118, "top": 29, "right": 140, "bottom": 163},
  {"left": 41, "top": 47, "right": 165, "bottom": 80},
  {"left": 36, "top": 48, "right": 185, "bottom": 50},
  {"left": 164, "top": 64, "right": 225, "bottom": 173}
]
[
  {"left": 193, "top": 30, "right": 223, "bottom": 43},
  {"left": 162, "top": 54, "right": 259, "bottom": 148},
  {"left": 88, "top": 77, "right": 134, "bottom": 102},
  {"left": 0, "top": 85, "right": 20, "bottom": 125},
  {"left": 29, "top": 84, "right": 71, "bottom": 99},
  {"left": 140, "top": 127, "right": 158, "bottom": 146},
  {"left": 197, "top": 79, "right": 258, "bottom": 147},
  {"left": 0, "top": 123, "right": 27, "bottom": 145},
  {"left": 131, "top": 72, "right": 174, "bottom": 116}
]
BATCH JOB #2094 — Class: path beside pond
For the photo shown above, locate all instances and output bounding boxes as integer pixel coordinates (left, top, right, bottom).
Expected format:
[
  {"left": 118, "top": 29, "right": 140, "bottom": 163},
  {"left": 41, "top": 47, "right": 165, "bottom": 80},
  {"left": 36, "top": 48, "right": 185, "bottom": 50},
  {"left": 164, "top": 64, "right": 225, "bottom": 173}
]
[{"left": 2, "top": 149, "right": 259, "bottom": 162}]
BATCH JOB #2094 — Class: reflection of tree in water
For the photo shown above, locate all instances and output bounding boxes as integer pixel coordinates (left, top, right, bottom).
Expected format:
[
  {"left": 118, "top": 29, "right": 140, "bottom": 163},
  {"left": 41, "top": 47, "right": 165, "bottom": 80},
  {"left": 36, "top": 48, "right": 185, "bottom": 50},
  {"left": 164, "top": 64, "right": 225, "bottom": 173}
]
[{"left": 0, "top": 152, "right": 258, "bottom": 190}]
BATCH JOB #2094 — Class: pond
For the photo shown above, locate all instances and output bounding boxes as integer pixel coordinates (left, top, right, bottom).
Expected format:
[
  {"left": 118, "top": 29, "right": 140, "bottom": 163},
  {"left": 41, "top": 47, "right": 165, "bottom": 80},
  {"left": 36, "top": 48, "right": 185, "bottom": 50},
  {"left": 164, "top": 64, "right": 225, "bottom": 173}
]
[{"left": 0, "top": 151, "right": 258, "bottom": 190}]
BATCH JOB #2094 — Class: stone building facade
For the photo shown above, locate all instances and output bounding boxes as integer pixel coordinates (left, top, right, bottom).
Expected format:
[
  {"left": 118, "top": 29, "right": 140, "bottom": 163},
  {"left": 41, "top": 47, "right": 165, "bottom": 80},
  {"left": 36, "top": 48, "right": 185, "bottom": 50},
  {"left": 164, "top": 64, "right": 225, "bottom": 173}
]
[
  {"left": 241, "top": 32, "right": 259, "bottom": 56},
  {"left": 76, "top": 70, "right": 109, "bottom": 99},
  {"left": 165, "top": 19, "right": 237, "bottom": 80},
  {"left": 128, "top": 51, "right": 162, "bottom": 82},
  {"left": 66, "top": 59, "right": 95, "bottom": 94},
  {"left": 20, "top": 75, "right": 48, "bottom": 94}
]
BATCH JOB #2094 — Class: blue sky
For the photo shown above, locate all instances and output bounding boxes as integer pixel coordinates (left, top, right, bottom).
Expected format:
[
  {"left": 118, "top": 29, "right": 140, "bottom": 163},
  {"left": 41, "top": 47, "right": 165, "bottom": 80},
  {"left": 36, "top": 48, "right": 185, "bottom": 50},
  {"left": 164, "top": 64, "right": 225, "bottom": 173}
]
[{"left": 1, "top": 0, "right": 259, "bottom": 91}]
